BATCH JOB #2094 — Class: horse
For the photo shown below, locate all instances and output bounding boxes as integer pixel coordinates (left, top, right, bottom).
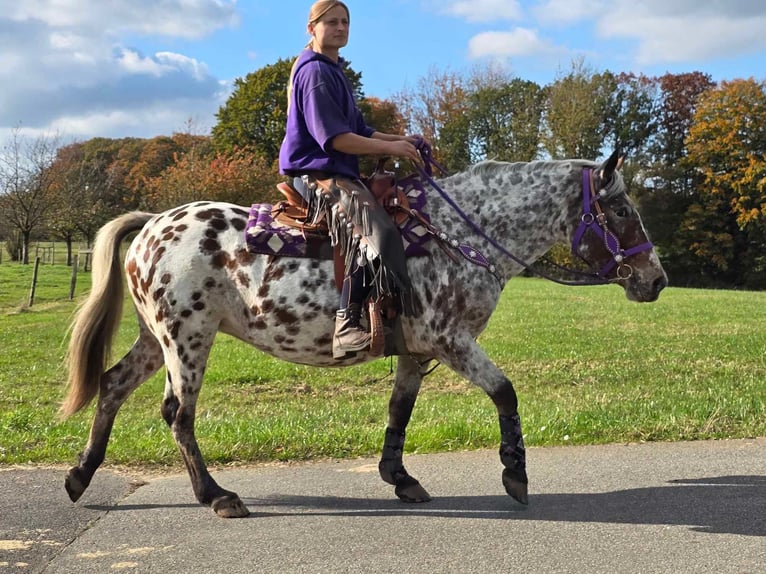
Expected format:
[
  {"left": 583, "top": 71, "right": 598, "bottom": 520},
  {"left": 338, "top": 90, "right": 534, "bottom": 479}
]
[{"left": 61, "top": 150, "right": 667, "bottom": 518}]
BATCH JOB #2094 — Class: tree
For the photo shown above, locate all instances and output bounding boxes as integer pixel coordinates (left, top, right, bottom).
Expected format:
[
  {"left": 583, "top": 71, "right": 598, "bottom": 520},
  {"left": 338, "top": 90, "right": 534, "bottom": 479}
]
[
  {"left": 357, "top": 96, "right": 408, "bottom": 175},
  {"left": 394, "top": 67, "right": 471, "bottom": 171},
  {"left": 212, "top": 58, "right": 365, "bottom": 165},
  {"left": 542, "top": 59, "right": 614, "bottom": 160},
  {"left": 0, "top": 129, "right": 60, "bottom": 263},
  {"left": 145, "top": 147, "right": 280, "bottom": 210},
  {"left": 468, "top": 78, "right": 545, "bottom": 162},
  {"left": 684, "top": 78, "right": 766, "bottom": 287}
]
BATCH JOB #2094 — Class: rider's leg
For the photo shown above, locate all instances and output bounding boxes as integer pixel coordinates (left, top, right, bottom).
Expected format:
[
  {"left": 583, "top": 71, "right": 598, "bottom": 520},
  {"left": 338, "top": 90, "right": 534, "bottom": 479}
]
[{"left": 333, "top": 264, "right": 371, "bottom": 358}]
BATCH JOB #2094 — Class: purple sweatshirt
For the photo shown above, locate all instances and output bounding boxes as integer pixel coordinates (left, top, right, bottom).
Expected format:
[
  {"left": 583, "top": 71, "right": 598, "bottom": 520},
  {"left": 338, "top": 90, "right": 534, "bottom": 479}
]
[{"left": 279, "top": 49, "right": 375, "bottom": 179}]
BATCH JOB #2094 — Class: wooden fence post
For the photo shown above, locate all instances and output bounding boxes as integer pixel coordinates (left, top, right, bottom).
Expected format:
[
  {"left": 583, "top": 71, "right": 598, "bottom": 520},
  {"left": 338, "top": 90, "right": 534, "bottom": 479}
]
[
  {"left": 69, "top": 255, "right": 79, "bottom": 300},
  {"left": 28, "top": 257, "right": 41, "bottom": 306}
]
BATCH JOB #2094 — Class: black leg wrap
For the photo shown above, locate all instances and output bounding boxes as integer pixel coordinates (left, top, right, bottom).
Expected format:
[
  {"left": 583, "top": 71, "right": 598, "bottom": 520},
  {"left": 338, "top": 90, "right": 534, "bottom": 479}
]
[
  {"left": 499, "top": 414, "right": 529, "bottom": 504},
  {"left": 378, "top": 427, "right": 431, "bottom": 502},
  {"left": 499, "top": 414, "right": 527, "bottom": 474},
  {"left": 378, "top": 427, "right": 408, "bottom": 485}
]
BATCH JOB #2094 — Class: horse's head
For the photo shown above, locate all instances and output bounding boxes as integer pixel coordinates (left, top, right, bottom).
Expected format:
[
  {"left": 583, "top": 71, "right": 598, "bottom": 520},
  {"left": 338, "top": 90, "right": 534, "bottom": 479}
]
[{"left": 572, "top": 150, "right": 668, "bottom": 302}]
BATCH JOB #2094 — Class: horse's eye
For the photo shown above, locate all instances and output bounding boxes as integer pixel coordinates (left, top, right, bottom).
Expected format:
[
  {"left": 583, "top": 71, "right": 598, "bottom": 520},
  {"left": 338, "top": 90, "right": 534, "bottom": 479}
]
[{"left": 615, "top": 207, "right": 629, "bottom": 218}]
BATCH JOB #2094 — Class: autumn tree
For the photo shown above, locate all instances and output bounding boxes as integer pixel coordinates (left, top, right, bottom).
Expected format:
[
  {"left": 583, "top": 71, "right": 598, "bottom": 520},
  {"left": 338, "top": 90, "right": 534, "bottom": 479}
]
[
  {"left": 635, "top": 72, "right": 716, "bottom": 285},
  {"left": 468, "top": 78, "right": 545, "bottom": 162},
  {"left": 683, "top": 78, "right": 766, "bottom": 287},
  {"left": 394, "top": 67, "right": 471, "bottom": 171},
  {"left": 0, "top": 129, "right": 60, "bottom": 263},
  {"left": 145, "top": 147, "right": 280, "bottom": 210},
  {"left": 542, "top": 59, "right": 614, "bottom": 160}
]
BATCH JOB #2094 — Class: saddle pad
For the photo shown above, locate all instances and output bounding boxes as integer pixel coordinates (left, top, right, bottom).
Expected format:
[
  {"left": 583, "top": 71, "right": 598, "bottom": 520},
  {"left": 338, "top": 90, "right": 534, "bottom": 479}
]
[{"left": 245, "top": 174, "right": 433, "bottom": 259}]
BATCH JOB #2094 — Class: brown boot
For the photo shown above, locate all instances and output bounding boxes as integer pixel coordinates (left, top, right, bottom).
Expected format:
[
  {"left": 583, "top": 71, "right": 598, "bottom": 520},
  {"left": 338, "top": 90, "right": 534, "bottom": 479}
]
[{"left": 333, "top": 303, "right": 371, "bottom": 359}]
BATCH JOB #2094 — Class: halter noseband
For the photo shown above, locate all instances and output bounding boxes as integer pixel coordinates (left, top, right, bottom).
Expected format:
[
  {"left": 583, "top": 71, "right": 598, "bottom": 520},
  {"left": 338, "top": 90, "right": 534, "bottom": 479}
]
[{"left": 571, "top": 168, "right": 654, "bottom": 280}]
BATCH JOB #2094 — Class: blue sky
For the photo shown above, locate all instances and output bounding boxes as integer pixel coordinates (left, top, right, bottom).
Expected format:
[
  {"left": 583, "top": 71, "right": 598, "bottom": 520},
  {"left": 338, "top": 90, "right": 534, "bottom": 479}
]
[{"left": 2, "top": 0, "right": 765, "bottom": 141}]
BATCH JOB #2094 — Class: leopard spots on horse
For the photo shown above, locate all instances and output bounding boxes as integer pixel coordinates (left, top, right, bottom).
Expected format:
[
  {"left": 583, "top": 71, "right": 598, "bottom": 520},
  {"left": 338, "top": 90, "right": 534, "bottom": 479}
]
[
  {"left": 231, "top": 218, "right": 247, "bottom": 232},
  {"left": 152, "top": 246, "right": 166, "bottom": 266},
  {"left": 153, "top": 287, "right": 166, "bottom": 301},
  {"left": 250, "top": 317, "right": 267, "bottom": 330},
  {"left": 275, "top": 307, "right": 299, "bottom": 325},
  {"left": 314, "top": 334, "right": 332, "bottom": 346},
  {"left": 192, "top": 301, "right": 205, "bottom": 312},
  {"left": 258, "top": 284, "right": 270, "bottom": 297},
  {"left": 237, "top": 271, "right": 250, "bottom": 288},
  {"left": 196, "top": 208, "right": 226, "bottom": 221},
  {"left": 235, "top": 248, "right": 255, "bottom": 266},
  {"left": 264, "top": 263, "right": 285, "bottom": 282},
  {"left": 209, "top": 218, "right": 228, "bottom": 232},
  {"left": 201, "top": 237, "right": 221, "bottom": 254},
  {"left": 262, "top": 299, "right": 275, "bottom": 313},
  {"left": 300, "top": 277, "right": 326, "bottom": 292}
]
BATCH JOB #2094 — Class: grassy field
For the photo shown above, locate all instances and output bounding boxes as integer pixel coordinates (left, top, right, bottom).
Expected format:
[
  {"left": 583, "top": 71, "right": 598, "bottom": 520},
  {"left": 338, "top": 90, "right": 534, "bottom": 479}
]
[{"left": 0, "top": 262, "right": 764, "bottom": 469}]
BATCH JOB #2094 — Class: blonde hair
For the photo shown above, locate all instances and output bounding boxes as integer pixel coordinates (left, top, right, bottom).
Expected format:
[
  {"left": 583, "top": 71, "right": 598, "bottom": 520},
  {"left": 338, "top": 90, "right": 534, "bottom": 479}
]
[{"left": 287, "top": 1, "right": 350, "bottom": 115}]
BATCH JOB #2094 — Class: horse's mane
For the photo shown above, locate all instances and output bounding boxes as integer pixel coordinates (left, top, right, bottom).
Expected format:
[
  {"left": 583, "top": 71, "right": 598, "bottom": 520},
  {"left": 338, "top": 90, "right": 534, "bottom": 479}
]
[
  {"left": 461, "top": 158, "right": 626, "bottom": 200},
  {"left": 467, "top": 158, "right": 595, "bottom": 179}
]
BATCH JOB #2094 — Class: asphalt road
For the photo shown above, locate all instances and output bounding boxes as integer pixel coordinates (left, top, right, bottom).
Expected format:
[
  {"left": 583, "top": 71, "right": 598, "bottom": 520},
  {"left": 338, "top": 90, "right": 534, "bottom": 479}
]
[{"left": 1, "top": 439, "right": 764, "bottom": 573}]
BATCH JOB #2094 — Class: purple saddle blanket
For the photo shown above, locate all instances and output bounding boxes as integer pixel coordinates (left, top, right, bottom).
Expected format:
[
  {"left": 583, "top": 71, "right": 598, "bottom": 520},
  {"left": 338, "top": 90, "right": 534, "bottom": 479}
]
[{"left": 245, "top": 174, "right": 432, "bottom": 259}]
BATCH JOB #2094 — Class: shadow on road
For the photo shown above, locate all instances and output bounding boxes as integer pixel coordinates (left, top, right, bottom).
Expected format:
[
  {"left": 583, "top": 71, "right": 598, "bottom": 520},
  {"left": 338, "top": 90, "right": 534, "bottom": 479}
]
[{"left": 87, "top": 475, "right": 765, "bottom": 537}]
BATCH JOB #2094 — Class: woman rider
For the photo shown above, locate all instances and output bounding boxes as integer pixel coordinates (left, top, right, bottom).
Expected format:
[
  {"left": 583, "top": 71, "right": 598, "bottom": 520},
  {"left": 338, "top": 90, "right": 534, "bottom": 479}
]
[{"left": 279, "top": 0, "right": 422, "bottom": 359}]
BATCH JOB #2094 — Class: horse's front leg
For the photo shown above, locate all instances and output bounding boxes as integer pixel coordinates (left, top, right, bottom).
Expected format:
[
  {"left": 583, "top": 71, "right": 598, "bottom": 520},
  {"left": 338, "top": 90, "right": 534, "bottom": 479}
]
[
  {"left": 379, "top": 354, "right": 432, "bottom": 502},
  {"left": 439, "top": 335, "right": 529, "bottom": 505}
]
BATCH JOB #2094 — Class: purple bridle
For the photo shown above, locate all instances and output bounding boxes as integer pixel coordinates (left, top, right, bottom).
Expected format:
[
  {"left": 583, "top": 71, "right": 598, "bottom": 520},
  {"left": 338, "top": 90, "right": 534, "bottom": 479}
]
[
  {"left": 572, "top": 168, "right": 654, "bottom": 280},
  {"left": 412, "top": 139, "right": 653, "bottom": 286}
]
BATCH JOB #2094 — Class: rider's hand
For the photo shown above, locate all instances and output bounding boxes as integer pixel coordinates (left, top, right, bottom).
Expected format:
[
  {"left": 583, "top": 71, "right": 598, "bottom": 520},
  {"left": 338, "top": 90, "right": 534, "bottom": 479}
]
[{"left": 386, "top": 140, "right": 422, "bottom": 165}]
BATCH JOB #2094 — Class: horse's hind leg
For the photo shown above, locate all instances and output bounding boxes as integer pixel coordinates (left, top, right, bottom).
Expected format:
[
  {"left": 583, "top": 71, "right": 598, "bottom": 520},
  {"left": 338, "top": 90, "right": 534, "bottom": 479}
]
[
  {"left": 65, "top": 328, "right": 163, "bottom": 502},
  {"left": 160, "top": 330, "right": 249, "bottom": 518},
  {"left": 379, "top": 355, "right": 432, "bottom": 502}
]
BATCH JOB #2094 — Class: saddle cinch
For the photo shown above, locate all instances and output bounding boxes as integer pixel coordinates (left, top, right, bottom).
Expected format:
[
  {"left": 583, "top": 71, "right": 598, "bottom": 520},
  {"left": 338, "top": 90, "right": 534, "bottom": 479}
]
[{"left": 271, "top": 163, "right": 414, "bottom": 357}]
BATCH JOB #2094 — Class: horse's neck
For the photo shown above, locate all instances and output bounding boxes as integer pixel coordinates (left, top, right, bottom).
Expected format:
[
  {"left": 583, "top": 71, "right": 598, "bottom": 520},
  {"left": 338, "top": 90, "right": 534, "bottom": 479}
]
[{"left": 426, "top": 161, "right": 579, "bottom": 278}]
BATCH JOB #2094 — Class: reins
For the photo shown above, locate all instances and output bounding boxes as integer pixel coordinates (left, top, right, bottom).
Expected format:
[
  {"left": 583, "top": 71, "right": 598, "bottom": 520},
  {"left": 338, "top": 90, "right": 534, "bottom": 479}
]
[{"left": 411, "top": 142, "right": 653, "bottom": 287}]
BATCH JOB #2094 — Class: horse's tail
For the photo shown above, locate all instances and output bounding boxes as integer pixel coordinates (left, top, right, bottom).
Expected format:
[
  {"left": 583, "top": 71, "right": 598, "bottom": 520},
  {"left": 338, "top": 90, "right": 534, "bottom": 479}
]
[{"left": 60, "top": 211, "right": 155, "bottom": 418}]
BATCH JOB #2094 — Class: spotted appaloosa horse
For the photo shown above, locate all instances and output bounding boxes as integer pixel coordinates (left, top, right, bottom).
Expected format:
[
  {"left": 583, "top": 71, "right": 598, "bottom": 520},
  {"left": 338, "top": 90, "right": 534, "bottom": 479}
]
[{"left": 61, "top": 150, "right": 667, "bottom": 518}]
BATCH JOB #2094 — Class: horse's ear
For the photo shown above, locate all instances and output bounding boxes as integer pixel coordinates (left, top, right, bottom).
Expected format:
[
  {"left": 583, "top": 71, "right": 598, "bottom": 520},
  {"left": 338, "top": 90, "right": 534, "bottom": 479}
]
[{"left": 599, "top": 149, "right": 623, "bottom": 181}]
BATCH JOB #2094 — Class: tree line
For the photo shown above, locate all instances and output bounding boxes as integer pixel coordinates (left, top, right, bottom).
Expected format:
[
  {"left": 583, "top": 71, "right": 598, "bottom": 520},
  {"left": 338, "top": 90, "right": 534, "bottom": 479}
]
[{"left": 1, "top": 58, "right": 764, "bottom": 288}]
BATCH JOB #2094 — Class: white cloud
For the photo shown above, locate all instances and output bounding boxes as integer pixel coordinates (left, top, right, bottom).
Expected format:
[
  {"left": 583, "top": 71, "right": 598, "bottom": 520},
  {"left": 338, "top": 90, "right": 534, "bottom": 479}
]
[
  {"left": 439, "top": 0, "right": 523, "bottom": 23},
  {"left": 598, "top": 2, "right": 766, "bottom": 64},
  {"left": 468, "top": 27, "right": 558, "bottom": 59},
  {"left": 0, "top": 0, "right": 237, "bottom": 139},
  {"left": 532, "top": 0, "right": 606, "bottom": 25},
  {"left": 7, "top": 0, "right": 238, "bottom": 39}
]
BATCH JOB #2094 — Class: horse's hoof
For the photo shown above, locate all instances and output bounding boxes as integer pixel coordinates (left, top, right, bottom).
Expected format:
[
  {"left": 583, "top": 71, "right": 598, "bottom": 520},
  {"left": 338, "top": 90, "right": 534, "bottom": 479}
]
[
  {"left": 502, "top": 468, "right": 529, "bottom": 505},
  {"left": 65, "top": 467, "right": 87, "bottom": 502},
  {"left": 395, "top": 477, "right": 432, "bottom": 503},
  {"left": 212, "top": 494, "right": 250, "bottom": 518}
]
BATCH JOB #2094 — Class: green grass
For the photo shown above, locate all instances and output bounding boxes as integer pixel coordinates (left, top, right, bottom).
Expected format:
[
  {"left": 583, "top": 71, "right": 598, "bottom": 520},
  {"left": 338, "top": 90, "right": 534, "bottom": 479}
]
[{"left": 0, "top": 262, "right": 764, "bottom": 468}]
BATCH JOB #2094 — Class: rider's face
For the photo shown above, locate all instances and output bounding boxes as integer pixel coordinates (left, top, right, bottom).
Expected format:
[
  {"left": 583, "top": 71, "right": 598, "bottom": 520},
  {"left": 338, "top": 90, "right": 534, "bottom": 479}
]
[{"left": 309, "top": 5, "right": 349, "bottom": 53}]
